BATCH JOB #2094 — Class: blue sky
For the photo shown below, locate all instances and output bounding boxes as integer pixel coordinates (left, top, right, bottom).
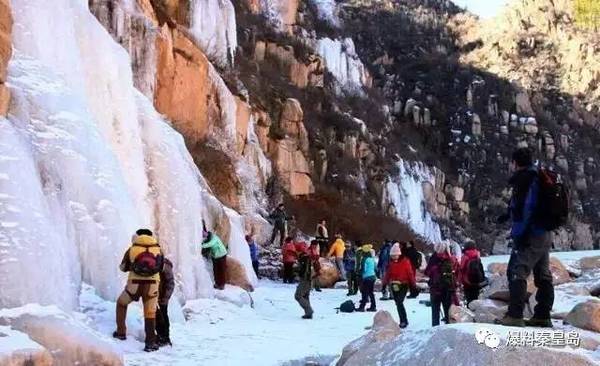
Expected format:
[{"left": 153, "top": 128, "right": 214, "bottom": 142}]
[{"left": 452, "top": 0, "right": 514, "bottom": 18}]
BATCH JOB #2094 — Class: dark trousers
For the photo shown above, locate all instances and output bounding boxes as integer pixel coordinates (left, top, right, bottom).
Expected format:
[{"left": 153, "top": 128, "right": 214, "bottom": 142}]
[
  {"left": 270, "top": 224, "right": 286, "bottom": 246},
  {"left": 155, "top": 303, "right": 170, "bottom": 341},
  {"left": 359, "top": 276, "right": 376, "bottom": 310},
  {"left": 431, "top": 289, "right": 453, "bottom": 326},
  {"left": 252, "top": 260, "right": 260, "bottom": 279},
  {"left": 346, "top": 270, "right": 358, "bottom": 294},
  {"left": 408, "top": 269, "right": 419, "bottom": 297},
  {"left": 507, "top": 233, "right": 554, "bottom": 319},
  {"left": 391, "top": 283, "right": 409, "bottom": 325},
  {"left": 318, "top": 239, "right": 329, "bottom": 257},
  {"left": 295, "top": 280, "right": 313, "bottom": 316},
  {"left": 283, "top": 262, "right": 295, "bottom": 283},
  {"left": 464, "top": 286, "right": 480, "bottom": 306},
  {"left": 213, "top": 256, "right": 227, "bottom": 289}
]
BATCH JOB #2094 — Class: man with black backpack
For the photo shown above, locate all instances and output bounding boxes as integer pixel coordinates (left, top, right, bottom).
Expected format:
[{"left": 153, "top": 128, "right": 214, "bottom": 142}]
[
  {"left": 460, "top": 241, "right": 486, "bottom": 306},
  {"left": 114, "top": 229, "right": 164, "bottom": 352},
  {"left": 402, "top": 241, "right": 422, "bottom": 298},
  {"left": 295, "top": 250, "right": 314, "bottom": 319},
  {"left": 496, "top": 148, "right": 565, "bottom": 328},
  {"left": 424, "top": 240, "right": 459, "bottom": 327}
]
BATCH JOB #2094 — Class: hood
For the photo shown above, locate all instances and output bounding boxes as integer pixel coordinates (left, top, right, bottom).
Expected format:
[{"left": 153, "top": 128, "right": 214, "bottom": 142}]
[{"left": 133, "top": 234, "right": 158, "bottom": 246}]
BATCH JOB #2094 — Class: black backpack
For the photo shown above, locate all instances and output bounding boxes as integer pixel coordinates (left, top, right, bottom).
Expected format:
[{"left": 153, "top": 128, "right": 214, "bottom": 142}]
[
  {"left": 131, "top": 245, "right": 164, "bottom": 277},
  {"left": 536, "top": 169, "right": 569, "bottom": 231},
  {"left": 338, "top": 300, "right": 355, "bottom": 313},
  {"left": 466, "top": 257, "right": 485, "bottom": 286}
]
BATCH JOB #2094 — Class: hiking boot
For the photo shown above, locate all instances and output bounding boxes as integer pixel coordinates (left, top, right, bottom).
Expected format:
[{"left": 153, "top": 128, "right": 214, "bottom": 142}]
[
  {"left": 302, "top": 314, "right": 313, "bottom": 319},
  {"left": 495, "top": 315, "right": 525, "bottom": 327},
  {"left": 144, "top": 343, "right": 159, "bottom": 352},
  {"left": 406, "top": 294, "right": 418, "bottom": 299},
  {"left": 525, "top": 317, "right": 553, "bottom": 328},
  {"left": 355, "top": 306, "right": 365, "bottom": 312},
  {"left": 213, "top": 284, "right": 225, "bottom": 290},
  {"left": 379, "top": 296, "right": 390, "bottom": 301},
  {"left": 112, "top": 331, "right": 126, "bottom": 341},
  {"left": 367, "top": 307, "right": 377, "bottom": 312},
  {"left": 315, "top": 288, "right": 322, "bottom": 292},
  {"left": 399, "top": 322, "right": 408, "bottom": 329},
  {"left": 157, "top": 337, "right": 172, "bottom": 347}
]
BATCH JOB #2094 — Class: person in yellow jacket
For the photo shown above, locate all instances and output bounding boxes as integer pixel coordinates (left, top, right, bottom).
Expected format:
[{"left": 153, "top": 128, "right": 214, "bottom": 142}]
[
  {"left": 327, "top": 233, "right": 347, "bottom": 281},
  {"left": 113, "top": 229, "right": 164, "bottom": 352}
]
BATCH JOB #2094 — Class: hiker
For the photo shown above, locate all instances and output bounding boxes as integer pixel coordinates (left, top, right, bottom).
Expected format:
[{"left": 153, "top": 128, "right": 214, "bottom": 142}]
[
  {"left": 247, "top": 235, "right": 260, "bottom": 279},
  {"left": 460, "top": 241, "right": 486, "bottom": 306},
  {"left": 343, "top": 241, "right": 357, "bottom": 296},
  {"left": 114, "top": 229, "right": 164, "bottom": 352},
  {"left": 295, "top": 250, "right": 315, "bottom": 319},
  {"left": 424, "top": 240, "right": 460, "bottom": 327},
  {"left": 294, "top": 235, "right": 308, "bottom": 254},
  {"left": 382, "top": 243, "right": 416, "bottom": 328},
  {"left": 327, "top": 233, "right": 347, "bottom": 281},
  {"left": 308, "top": 240, "right": 322, "bottom": 292},
  {"left": 201, "top": 225, "right": 228, "bottom": 290},
  {"left": 496, "top": 148, "right": 555, "bottom": 328},
  {"left": 378, "top": 240, "right": 393, "bottom": 300},
  {"left": 355, "top": 242, "right": 370, "bottom": 296},
  {"left": 315, "top": 218, "right": 329, "bottom": 256},
  {"left": 269, "top": 203, "right": 291, "bottom": 246},
  {"left": 402, "top": 241, "right": 422, "bottom": 298},
  {"left": 156, "top": 257, "right": 175, "bottom": 347},
  {"left": 282, "top": 237, "right": 298, "bottom": 283},
  {"left": 356, "top": 247, "right": 377, "bottom": 312}
]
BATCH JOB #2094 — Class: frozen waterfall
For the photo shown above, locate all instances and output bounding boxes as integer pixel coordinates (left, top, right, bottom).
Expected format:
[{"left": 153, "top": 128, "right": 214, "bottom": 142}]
[
  {"left": 0, "top": 0, "right": 255, "bottom": 310},
  {"left": 384, "top": 160, "right": 443, "bottom": 244},
  {"left": 316, "top": 37, "right": 371, "bottom": 95},
  {"left": 190, "top": 0, "right": 238, "bottom": 68}
]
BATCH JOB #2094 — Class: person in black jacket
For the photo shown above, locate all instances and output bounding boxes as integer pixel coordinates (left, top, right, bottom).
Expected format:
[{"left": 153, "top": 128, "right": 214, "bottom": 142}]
[
  {"left": 269, "top": 203, "right": 291, "bottom": 246},
  {"left": 156, "top": 258, "right": 175, "bottom": 347},
  {"left": 402, "top": 241, "right": 422, "bottom": 298}
]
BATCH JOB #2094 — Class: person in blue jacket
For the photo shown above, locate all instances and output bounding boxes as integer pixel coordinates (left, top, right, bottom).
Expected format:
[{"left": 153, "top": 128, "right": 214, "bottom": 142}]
[
  {"left": 246, "top": 235, "right": 260, "bottom": 279},
  {"left": 377, "top": 240, "right": 393, "bottom": 300},
  {"left": 343, "top": 242, "right": 357, "bottom": 296},
  {"left": 496, "top": 148, "right": 554, "bottom": 328},
  {"left": 356, "top": 248, "right": 377, "bottom": 312}
]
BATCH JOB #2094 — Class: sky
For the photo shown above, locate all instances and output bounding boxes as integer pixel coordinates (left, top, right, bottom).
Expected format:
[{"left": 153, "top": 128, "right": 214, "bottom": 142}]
[{"left": 452, "top": 0, "right": 514, "bottom": 19}]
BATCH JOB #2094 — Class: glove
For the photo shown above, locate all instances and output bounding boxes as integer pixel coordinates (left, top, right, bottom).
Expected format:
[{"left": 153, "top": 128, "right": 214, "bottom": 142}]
[{"left": 496, "top": 213, "right": 510, "bottom": 224}]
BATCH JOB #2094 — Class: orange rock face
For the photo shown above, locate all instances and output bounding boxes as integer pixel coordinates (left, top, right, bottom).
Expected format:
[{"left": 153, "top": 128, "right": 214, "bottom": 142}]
[
  {"left": 0, "top": 0, "right": 12, "bottom": 117},
  {"left": 258, "top": 41, "right": 324, "bottom": 89}
]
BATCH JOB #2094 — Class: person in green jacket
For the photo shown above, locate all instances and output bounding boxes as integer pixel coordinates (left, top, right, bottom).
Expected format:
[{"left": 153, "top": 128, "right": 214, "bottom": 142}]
[
  {"left": 295, "top": 251, "right": 314, "bottom": 319},
  {"left": 201, "top": 223, "right": 228, "bottom": 290}
]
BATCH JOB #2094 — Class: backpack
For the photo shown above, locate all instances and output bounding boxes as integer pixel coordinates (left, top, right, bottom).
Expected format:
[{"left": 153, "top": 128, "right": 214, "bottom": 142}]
[
  {"left": 131, "top": 245, "right": 164, "bottom": 277},
  {"left": 338, "top": 300, "right": 355, "bottom": 313},
  {"left": 536, "top": 169, "right": 569, "bottom": 231},
  {"left": 466, "top": 257, "right": 485, "bottom": 286},
  {"left": 439, "top": 258, "right": 455, "bottom": 289}
]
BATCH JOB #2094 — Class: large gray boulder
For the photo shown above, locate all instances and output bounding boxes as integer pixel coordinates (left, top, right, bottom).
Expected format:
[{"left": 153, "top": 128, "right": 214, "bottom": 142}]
[
  {"left": 338, "top": 325, "right": 598, "bottom": 366},
  {"left": 564, "top": 300, "right": 600, "bottom": 333}
]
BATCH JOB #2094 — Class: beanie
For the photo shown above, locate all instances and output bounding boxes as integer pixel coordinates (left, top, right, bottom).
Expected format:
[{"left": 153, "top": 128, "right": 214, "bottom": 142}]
[{"left": 390, "top": 242, "right": 401, "bottom": 257}]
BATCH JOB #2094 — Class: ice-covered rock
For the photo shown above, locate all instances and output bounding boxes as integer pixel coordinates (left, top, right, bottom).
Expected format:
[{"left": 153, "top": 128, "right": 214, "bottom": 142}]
[
  {"left": 214, "top": 285, "right": 254, "bottom": 308},
  {"left": 0, "top": 305, "right": 123, "bottom": 366},
  {"left": 316, "top": 37, "right": 371, "bottom": 95},
  {"left": 0, "top": 326, "right": 52, "bottom": 366},
  {"left": 564, "top": 299, "right": 600, "bottom": 333}
]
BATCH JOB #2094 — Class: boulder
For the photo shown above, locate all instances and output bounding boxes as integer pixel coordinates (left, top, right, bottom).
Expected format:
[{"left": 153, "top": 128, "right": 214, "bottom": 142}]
[
  {"left": 0, "top": 83, "right": 9, "bottom": 117},
  {"left": 564, "top": 300, "right": 600, "bottom": 332},
  {"left": 469, "top": 299, "right": 508, "bottom": 323},
  {"left": 336, "top": 311, "right": 399, "bottom": 366},
  {"left": 0, "top": 326, "right": 53, "bottom": 366},
  {"left": 580, "top": 256, "right": 600, "bottom": 271},
  {"left": 317, "top": 258, "right": 340, "bottom": 288},
  {"left": 449, "top": 305, "right": 475, "bottom": 323},
  {"left": 549, "top": 257, "right": 572, "bottom": 285},
  {"left": 487, "top": 263, "right": 508, "bottom": 276},
  {"left": 0, "top": 306, "right": 123, "bottom": 366},
  {"left": 226, "top": 256, "right": 254, "bottom": 292},
  {"left": 214, "top": 286, "right": 253, "bottom": 307},
  {"left": 0, "top": 0, "right": 12, "bottom": 84},
  {"left": 338, "top": 325, "right": 597, "bottom": 366}
]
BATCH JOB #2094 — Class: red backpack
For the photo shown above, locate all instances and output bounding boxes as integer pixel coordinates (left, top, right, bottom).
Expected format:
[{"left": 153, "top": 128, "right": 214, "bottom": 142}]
[{"left": 131, "top": 244, "right": 164, "bottom": 277}]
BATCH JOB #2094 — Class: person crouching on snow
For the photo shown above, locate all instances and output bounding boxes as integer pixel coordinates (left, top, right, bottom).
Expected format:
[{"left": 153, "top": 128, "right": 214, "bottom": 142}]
[
  {"left": 114, "top": 229, "right": 164, "bottom": 352},
  {"left": 201, "top": 227, "right": 228, "bottom": 290},
  {"left": 382, "top": 243, "right": 416, "bottom": 328},
  {"left": 156, "top": 257, "right": 175, "bottom": 347},
  {"left": 295, "top": 250, "right": 315, "bottom": 319}
]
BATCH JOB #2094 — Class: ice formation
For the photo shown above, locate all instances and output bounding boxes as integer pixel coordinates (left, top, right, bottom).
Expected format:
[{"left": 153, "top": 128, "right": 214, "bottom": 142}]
[
  {"left": 309, "top": 0, "right": 339, "bottom": 27},
  {"left": 316, "top": 37, "right": 370, "bottom": 94},
  {"left": 384, "top": 160, "right": 443, "bottom": 244},
  {"left": 0, "top": 0, "right": 255, "bottom": 310},
  {"left": 190, "top": 0, "right": 238, "bottom": 67}
]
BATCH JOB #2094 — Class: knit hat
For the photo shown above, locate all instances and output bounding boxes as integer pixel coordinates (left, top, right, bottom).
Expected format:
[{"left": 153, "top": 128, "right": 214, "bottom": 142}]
[
  {"left": 390, "top": 242, "right": 401, "bottom": 257},
  {"left": 361, "top": 244, "right": 373, "bottom": 252}
]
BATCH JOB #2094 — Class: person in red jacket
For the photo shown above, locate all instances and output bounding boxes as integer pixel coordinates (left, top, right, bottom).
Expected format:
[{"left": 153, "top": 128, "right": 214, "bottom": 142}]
[
  {"left": 282, "top": 237, "right": 298, "bottom": 283},
  {"left": 460, "top": 241, "right": 487, "bottom": 305},
  {"left": 382, "top": 242, "right": 416, "bottom": 328}
]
